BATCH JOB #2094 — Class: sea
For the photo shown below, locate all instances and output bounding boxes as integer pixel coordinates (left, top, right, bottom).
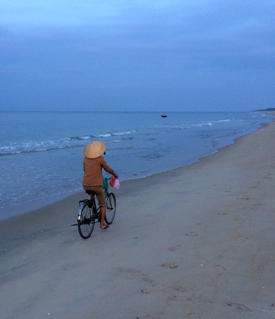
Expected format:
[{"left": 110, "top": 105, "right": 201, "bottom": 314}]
[{"left": 0, "top": 111, "right": 273, "bottom": 220}]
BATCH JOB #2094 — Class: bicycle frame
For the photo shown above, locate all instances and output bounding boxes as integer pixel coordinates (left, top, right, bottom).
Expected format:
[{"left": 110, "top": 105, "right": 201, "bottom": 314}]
[{"left": 78, "top": 198, "right": 100, "bottom": 222}]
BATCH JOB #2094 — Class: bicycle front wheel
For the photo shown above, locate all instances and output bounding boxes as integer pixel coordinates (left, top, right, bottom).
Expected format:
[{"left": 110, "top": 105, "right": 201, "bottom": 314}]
[
  {"left": 105, "top": 193, "right": 116, "bottom": 225},
  {"left": 78, "top": 203, "right": 95, "bottom": 239}
]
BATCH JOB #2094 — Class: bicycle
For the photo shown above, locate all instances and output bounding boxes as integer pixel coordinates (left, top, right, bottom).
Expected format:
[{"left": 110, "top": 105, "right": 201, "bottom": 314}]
[{"left": 77, "top": 177, "right": 116, "bottom": 239}]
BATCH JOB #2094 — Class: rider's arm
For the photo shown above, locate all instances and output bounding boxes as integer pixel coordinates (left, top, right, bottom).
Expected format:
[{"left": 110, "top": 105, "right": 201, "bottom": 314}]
[
  {"left": 113, "top": 172, "right": 119, "bottom": 178},
  {"left": 101, "top": 157, "right": 118, "bottom": 178}
]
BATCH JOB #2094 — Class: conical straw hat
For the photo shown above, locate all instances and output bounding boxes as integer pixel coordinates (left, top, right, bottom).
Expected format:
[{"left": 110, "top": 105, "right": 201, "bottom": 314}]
[{"left": 83, "top": 141, "right": 106, "bottom": 158}]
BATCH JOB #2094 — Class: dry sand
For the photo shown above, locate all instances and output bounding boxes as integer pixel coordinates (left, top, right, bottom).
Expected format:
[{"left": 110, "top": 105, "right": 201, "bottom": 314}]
[{"left": 1, "top": 120, "right": 275, "bottom": 319}]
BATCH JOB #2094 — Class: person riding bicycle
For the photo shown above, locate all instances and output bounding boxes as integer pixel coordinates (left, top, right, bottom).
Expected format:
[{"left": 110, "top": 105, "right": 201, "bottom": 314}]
[{"left": 82, "top": 141, "right": 118, "bottom": 229}]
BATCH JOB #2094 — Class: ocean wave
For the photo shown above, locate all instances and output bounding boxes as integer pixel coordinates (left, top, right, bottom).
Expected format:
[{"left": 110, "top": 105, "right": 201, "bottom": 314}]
[
  {"left": 216, "top": 119, "right": 230, "bottom": 123},
  {"left": 96, "top": 133, "right": 112, "bottom": 138},
  {"left": 113, "top": 131, "right": 132, "bottom": 136},
  {"left": 155, "top": 118, "right": 233, "bottom": 131},
  {"left": 68, "top": 136, "right": 91, "bottom": 141},
  {"left": 193, "top": 122, "right": 213, "bottom": 128},
  {"left": 155, "top": 122, "right": 210, "bottom": 130},
  {"left": 0, "top": 131, "right": 136, "bottom": 156}
]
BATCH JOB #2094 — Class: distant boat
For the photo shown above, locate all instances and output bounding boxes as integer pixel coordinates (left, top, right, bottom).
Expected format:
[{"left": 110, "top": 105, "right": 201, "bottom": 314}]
[{"left": 161, "top": 114, "right": 167, "bottom": 118}]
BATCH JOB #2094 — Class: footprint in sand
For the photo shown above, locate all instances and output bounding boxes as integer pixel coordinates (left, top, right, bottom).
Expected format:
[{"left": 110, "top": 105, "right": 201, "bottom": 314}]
[
  {"left": 186, "top": 232, "right": 198, "bottom": 237},
  {"left": 167, "top": 295, "right": 177, "bottom": 301},
  {"left": 169, "top": 245, "right": 180, "bottom": 251},
  {"left": 224, "top": 302, "right": 252, "bottom": 312},
  {"left": 141, "top": 275, "right": 155, "bottom": 286},
  {"left": 141, "top": 289, "right": 151, "bottom": 294},
  {"left": 161, "top": 262, "right": 178, "bottom": 269},
  {"left": 240, "top": 196, "right": 251, "bottom": 200}
]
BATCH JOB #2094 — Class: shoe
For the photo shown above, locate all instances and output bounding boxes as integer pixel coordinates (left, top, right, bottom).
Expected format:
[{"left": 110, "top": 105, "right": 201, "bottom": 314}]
[{"left": 100, "top": 225, "right": 109, "bottom": 229}]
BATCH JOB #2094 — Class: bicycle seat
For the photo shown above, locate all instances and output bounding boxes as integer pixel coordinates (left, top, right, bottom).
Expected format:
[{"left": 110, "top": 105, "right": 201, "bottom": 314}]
[{"left": 86, "top": 190, "right": 96, "bottom": 195}]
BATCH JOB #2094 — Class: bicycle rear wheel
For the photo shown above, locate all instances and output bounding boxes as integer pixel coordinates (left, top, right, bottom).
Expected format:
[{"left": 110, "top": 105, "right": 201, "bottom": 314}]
[
  {"left": 78, "top": 203, "right": 95, "bottom": 239},
  {"left": 105, "top": 193, "right": 116, "bottom": 225}
]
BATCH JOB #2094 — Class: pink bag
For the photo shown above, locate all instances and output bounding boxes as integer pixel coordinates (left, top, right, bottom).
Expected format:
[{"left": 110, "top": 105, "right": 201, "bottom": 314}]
[{"left": 109, "top": 176, "right": 120, "bottom": 189}]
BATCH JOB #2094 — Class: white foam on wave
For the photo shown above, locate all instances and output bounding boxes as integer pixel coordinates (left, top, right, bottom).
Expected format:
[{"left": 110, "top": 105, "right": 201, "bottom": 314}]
[
  {"left": 96, "top": 133, "right": 112, "bottom": 138},
  {"left": 113, "top": 131, "right": 131, "bottom": 136},
  {"left": 193, "top": 122, "right": 213, "bottom": 128},
  {"left": 0, "top": 138, "right": 75, "bottom": 155},
  {"left": 217, "top": 119, "right": 230, "bottom": 123},
  {"left": 0, "top": 130, "right": 137, "bottom": 155},
  {"left": 110, "top": 139, "right": 121, "bottom": 143}
]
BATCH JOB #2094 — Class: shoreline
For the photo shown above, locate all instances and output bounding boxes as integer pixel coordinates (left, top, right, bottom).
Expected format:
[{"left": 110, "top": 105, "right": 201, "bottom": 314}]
[
  {"left": 0, "top": 116, "right": 273, "bottom": 222},
  {"left": 1, "top": 118, "right": 275, "bottom": 318}
]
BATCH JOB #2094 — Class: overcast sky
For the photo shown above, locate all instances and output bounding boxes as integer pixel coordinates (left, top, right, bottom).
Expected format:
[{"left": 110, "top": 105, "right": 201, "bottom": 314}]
[{"left": 0, "top": 0, "right": 274, "bottom": 112}]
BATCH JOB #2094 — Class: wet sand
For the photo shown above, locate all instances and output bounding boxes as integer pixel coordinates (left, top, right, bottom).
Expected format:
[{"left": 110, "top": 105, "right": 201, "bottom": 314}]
[{"left": 1, "top": 119, "right": 275, "bottom": 319}]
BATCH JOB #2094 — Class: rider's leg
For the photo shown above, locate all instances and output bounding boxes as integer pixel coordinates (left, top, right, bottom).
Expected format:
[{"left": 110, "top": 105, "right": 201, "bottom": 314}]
[
  {"left": 100, "top": 206, "right": 107, "bottom": 228},
  {"left": 84, "top": 186, "right": 108, "bottom": 228},
  {"left": 93, "top": 187, "right": 108, "bottom": 228}
]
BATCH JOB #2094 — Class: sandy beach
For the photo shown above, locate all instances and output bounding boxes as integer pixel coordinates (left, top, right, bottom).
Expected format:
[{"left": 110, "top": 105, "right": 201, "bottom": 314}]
[{"left": 1, "top": 119, "right": 275, "bottom": 319}]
